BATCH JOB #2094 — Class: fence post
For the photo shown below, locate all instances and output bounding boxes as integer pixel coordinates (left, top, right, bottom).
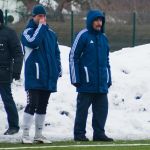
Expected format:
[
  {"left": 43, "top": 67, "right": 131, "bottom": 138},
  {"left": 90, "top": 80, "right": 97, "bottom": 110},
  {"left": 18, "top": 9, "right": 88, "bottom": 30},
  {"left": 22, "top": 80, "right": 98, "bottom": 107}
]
[
  {"left": 71, "top": 11, "right": 74, "bottom": 45},
  {"left": 103, "top": 12, "right": 106, "bottom": 33},
  {"left": 4, "top": 9, "right": 8, "bottom": 26},
  {"left": 132, "top": 11, "right": 136, "bottom": 47}
]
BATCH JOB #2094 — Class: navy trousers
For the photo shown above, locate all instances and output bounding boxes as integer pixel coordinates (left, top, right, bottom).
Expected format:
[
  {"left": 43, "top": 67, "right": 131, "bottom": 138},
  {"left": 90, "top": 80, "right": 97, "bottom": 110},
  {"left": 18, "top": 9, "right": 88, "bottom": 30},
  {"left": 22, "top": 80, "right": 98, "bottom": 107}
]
[
  {"left": 0, "top": 83, "right": 19, "bottom": 129},
  {"left": 74, "top": 93, "right": 108, "bottom": 138}
]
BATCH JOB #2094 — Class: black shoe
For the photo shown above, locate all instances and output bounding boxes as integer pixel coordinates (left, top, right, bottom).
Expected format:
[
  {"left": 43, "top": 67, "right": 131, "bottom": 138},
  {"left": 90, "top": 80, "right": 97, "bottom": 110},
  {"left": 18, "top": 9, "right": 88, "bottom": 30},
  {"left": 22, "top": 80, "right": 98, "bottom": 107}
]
[
  {"left": 74, "top": 136, "right": 89, "bottom": 141},
  {"left": 4, "top": 128, "right": 19, "bottom": 135},
  {"left": 93, "top": 135, "right": 113, "bottom": 142}
]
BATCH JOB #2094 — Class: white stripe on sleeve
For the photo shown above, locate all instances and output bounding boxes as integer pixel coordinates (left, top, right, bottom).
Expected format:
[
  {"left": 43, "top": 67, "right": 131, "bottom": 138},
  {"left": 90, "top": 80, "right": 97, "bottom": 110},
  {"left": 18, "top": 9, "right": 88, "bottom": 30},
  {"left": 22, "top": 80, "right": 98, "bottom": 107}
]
[
  {"left": 23, "top": 24, "right": 42, "bottom": 43},
  {"left": 69, "top": 29, "right": 87, "bottom": 83}
]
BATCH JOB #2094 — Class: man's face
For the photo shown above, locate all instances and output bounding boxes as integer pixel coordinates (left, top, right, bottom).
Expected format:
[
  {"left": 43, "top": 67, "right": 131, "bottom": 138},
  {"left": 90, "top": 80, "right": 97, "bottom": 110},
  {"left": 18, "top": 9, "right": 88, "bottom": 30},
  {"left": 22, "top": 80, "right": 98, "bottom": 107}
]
[
  {"left": 92, "top": 17, "right": 103, "bottom": 31},
  {"left": 33, "top": 14, "right": 46, "bottom": 24}
]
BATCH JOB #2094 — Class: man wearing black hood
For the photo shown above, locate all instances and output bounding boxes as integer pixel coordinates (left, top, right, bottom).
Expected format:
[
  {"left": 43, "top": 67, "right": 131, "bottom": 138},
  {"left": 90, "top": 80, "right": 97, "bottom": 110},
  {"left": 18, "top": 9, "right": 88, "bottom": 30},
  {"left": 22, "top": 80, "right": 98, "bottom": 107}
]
[
  {"left": 69, "top": 10, "right": 113, "bottom": 141},
  {"left": 0, "top": 9, "right": 23, "bottom": 135}
]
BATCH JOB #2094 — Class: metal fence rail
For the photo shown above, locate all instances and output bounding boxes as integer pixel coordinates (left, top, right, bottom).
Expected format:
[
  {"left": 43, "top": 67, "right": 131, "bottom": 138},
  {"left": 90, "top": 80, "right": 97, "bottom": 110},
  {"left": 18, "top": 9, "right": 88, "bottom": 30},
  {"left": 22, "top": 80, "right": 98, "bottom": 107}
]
[{"left": 4, "top": 10, "right": 150, "bottom": 51}]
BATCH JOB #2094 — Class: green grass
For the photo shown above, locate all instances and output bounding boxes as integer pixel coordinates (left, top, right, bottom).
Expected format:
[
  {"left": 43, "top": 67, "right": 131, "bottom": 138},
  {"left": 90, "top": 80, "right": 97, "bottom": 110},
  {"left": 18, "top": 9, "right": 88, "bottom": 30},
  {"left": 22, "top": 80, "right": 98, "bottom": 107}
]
[{"left": 1, "top": 140, "right": 150, "bottom": 150}]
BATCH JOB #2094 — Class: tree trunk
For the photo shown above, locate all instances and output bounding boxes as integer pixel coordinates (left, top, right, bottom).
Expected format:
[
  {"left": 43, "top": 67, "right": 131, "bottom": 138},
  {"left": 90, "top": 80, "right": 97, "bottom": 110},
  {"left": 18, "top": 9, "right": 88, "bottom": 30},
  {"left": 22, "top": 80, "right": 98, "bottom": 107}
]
[
  {"left": 17, "top": 0, "right": 39, "bottom": 13},
  {"left": 54, "top": 0, "right": 72, "bottom": 22}
]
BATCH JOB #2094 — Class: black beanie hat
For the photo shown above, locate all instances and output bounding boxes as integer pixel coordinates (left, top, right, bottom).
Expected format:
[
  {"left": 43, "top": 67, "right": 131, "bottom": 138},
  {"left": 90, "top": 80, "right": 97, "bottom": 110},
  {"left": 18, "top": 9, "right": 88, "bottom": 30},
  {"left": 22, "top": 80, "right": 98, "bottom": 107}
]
[
  {"left": 0, "top": 9, "right": 4, "bottom": 24},
  {"left": 32, "top": 4, "right": 46, "bottom": 17}
]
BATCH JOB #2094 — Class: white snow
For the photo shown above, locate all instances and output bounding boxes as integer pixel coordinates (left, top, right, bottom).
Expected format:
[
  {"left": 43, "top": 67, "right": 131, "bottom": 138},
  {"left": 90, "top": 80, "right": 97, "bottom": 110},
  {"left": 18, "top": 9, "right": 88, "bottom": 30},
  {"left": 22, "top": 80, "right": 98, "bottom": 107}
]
[
  {"left": 0, "top": 0, "right": 82, "bottom": 23},
  {"left": 0, "top": 0, "right": 24, "bottom": 23},
  {"left": 1, "top": 44, "right": 150, "bottom": 142},
  {"left": 40, "top": 0, "right": 58, "bottom": 10},
  {"left": 106, "top": 15, "right": 127, "bottom": 24},
  {"left": 0, "top": 0, "right": 59, "bottom": 23}
]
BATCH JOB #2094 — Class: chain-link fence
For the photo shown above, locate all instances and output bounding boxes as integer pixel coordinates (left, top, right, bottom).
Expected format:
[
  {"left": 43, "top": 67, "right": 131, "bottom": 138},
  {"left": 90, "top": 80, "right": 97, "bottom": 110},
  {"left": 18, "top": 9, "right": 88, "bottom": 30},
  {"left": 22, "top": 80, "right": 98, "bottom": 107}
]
[
  {"left": 7, "top": 10, "right": 150, "bottom": 51},
  {"left": 105, "top": 11, "right": 150, "bottom": 51},
  {"left": 71, "top": 11, "right": 150, "bottom": 51}
]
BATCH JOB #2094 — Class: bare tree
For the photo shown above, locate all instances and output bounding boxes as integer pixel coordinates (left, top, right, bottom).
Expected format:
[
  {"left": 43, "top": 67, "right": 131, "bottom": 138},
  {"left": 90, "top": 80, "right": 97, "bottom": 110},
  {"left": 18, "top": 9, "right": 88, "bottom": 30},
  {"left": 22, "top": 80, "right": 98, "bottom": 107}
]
[
  {"left": 75, "top": 0, "right": 92, "bottom": 10},
  {"left": 17, "top": 0, "right": 39, "bottom": 14},
  {"left": 54, "top": 0, "right": 92, "bottom": 21},
  {"left": 54, "top": 0, "right": 72, "bottom": 21}
]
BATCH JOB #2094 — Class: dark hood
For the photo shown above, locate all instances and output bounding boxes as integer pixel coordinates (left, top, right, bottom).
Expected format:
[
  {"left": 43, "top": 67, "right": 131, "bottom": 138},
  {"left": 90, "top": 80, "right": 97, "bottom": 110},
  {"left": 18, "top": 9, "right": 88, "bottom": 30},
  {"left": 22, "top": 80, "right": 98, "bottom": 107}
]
[{"left": 86, "top": 10, "right": 105, "bottom": 33}]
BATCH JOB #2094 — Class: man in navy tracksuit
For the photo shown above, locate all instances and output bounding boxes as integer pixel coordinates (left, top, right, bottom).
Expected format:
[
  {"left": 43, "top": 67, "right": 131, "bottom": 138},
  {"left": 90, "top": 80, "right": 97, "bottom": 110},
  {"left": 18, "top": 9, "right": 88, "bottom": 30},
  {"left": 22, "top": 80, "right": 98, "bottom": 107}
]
[
  {"left": 69, "top": 10, "right": 113, "bottom": 141},
  {"left": 21, "top": 5, "right": 61, "bottom": 143}
]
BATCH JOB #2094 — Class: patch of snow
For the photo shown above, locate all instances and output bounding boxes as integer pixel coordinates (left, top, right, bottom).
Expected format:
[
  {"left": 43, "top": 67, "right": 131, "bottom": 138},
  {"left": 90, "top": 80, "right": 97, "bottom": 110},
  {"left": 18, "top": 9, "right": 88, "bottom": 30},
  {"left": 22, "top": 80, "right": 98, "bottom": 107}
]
[{"left": 1, "top": 44, "right": 150, "bottom": 142}]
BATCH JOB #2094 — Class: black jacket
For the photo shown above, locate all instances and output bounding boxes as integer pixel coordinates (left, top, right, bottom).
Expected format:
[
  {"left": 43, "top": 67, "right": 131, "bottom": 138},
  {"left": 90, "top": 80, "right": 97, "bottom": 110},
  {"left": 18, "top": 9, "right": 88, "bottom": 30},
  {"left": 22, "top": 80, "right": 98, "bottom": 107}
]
[{"left": 0, "top": 24, "right": 23, "bottom": 83}]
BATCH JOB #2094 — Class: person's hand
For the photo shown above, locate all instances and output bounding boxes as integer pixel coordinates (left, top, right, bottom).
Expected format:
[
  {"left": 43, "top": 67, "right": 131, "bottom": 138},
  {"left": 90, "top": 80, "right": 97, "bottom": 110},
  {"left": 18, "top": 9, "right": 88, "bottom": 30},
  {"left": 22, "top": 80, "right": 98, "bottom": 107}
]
[
  {"left": 73, "top": 83, "right": 80, "bottom": 87},
  {"left": 108, "top": 82, "right": 112, "bottom": 88},
  {"left": 59, "top": 72, "right": 62, "bottom": 77},
  {"left": 13, "top": 73, "right": 20, "bottom": 81},
  {"left": 39, "top": 16, "right": 46, "bottom": 25}
]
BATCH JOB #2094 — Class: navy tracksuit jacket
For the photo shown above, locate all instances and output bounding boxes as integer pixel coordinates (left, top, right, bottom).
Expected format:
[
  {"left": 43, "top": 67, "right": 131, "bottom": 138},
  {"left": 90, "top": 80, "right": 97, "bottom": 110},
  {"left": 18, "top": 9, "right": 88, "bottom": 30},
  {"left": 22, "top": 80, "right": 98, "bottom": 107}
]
[{"left": 69, "top": 10, "right": 112, "bottom": 138}]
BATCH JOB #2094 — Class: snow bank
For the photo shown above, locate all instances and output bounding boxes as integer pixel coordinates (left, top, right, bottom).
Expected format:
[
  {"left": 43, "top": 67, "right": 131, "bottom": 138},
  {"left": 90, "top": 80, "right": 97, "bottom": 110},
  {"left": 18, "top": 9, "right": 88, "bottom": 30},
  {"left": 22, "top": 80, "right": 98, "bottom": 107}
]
[{"left": 0, "top": 44, "right": 150, "bottom": 142}]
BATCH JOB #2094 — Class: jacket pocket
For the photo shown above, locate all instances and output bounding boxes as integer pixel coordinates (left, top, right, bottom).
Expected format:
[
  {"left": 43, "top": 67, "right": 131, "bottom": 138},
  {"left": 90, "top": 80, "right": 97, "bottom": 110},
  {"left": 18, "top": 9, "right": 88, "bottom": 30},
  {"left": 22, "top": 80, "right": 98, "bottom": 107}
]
[
  {"left": 106, "top": 68, "right": 109, "bottom": 83},
  {"left": 0, "top": 43, "right": 4, "bottom": 51},
  {"left": 35, "top": 63, "right": 39, "bottom": 79},
  {"left": 0, "top": 66, "right": 11, "bottom": 82},
  {"left": 84, "top": 66, "right": 89, "bottom": 83}
]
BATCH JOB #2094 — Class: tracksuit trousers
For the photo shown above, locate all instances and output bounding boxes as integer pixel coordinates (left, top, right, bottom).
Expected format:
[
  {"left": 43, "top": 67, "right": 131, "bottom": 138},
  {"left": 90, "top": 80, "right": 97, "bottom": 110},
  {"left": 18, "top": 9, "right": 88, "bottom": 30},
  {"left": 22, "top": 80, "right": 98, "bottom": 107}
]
[{"left": 74, "top": 93, "right": 108, "bottom": 139}]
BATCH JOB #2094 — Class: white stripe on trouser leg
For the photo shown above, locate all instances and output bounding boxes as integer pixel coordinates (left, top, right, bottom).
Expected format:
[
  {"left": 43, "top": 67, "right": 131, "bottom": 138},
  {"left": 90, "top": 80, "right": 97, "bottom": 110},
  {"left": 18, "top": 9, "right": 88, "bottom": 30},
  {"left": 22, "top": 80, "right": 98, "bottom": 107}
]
[
  {"left": 22, "top": 113, "right": 34, "bottom": 137},
  {"left": 34, "top": 114, "right": 46, "bottom": 138}
]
